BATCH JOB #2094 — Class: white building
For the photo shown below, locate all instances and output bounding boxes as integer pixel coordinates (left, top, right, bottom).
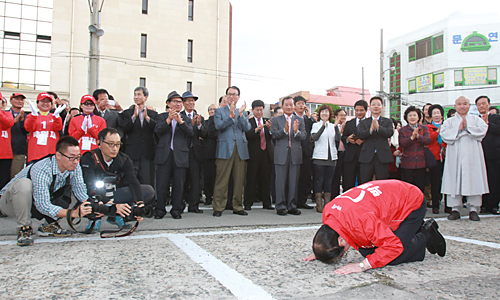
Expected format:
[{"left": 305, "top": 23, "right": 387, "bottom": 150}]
[
  {"left": 0, "top": 0, "right": 232, "bottom": 115},
  {"left": 384, "top": 12, "right": 500, "bottom": 119}
]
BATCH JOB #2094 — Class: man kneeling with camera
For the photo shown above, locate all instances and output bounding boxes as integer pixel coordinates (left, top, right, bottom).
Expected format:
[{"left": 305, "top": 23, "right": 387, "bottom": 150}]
[
  {"left": 80, "top": 128, "right": 155, "bottom": 232},
  {"left": 0, "top": 136, "right": 93, "bottom": 246}
]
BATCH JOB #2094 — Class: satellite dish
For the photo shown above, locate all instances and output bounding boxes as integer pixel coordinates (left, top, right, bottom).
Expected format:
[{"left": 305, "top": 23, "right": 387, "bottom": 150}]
[
  {"left": 96, "top": 29, "right": 105, "bottom": 37},
  {"left": 88, "top": 25, "right": 97, "bottom": 33}
]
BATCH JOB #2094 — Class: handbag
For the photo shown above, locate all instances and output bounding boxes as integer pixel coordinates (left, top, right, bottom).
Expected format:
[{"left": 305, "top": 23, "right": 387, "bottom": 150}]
[{"left": 424, "top": 147, "right": 437, "bottom": 168}]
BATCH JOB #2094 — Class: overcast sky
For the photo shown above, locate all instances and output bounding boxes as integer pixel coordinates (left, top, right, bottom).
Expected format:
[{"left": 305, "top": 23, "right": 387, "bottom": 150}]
[{"left": 229, "top": 0, "right": 500, "bottom": 105}]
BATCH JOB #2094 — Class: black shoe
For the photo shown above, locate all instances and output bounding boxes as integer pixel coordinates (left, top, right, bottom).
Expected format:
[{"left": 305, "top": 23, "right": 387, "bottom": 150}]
[
  {"left": 487, "top": 208, "right": 500, "bottom": 215},
  {"left": 263, "top": 206, "right": 275, "bottom": 210},
  {"left": 432, "top": 208, "right": 439, "bottom": 214},
  {"left": 297, "top": 204, "right": 314, "bottom": 209},
  {"left": 444, "top": 207, "right": 452, "bottom": 214},
  {"left": 244, "top": 206, "right": 252, "bottom": 211},
  {"left": 422, "top": 218, "right": 446, "bottom": 257},
  {"left": 154, "top": 212, "right": 165, "bottom": 219},
  {"left": 204, "top": 200, "right": 212, "bottom": 206},
  {"left": 288, "top": 208, "right": 301, "bottom": 215},
  {"left": 188, "top": 208, "right": 204, "bottom": 213},
  {"left": 171, "top": 212, "right": 182, "bottom": 219},
  {"left": 213, "top": 211, "right": 222, "bottom": 217},
  {"left": 233, "top": 210, "right": 248, "bottom": 216},
  {"left": 447, "top": 211, "right": 461, "bottom": 220},
  {"left": 277, "top": 209, "right": 288, "bottom": 216},
  {"left": 469, "top": 211, "right": 480, "bottom": 221},
  {"left": 0, "top": 210, "right": 7, "bottom": 218}
]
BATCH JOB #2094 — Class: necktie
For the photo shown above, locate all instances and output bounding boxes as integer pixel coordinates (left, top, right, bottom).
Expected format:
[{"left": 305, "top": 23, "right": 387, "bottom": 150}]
[
  {"left": 258, "top": 118, "right": 266, "bottom": 150},
  {"left": 170, "top": 119, "right": 177, "bottom": 150},
  {"left": 338, "top": 124, "right": 345, "bottom": 151},
  {"left": 188, "top": 113, "right": 192, "bottom": 119},
  {"left": 287, "top": 116, "right": 292, "bottom": 147}
]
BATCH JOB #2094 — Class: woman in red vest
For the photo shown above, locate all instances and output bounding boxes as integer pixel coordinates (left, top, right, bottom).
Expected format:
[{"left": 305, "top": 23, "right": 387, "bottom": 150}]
[{"left": 0, "top": 92, "right": 14, "bottom": 190}]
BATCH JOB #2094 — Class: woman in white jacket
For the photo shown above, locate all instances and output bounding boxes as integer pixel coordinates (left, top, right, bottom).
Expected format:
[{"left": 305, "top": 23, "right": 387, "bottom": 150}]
[{"left": 311, "top": 105, "right": 341, "bottom": 213}]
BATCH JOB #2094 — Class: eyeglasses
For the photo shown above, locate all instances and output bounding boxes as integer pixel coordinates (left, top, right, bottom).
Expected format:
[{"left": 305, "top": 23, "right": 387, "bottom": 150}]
[
  {"left": 226, "top": 93, "right": 239, "bottom": 97},
  {"left": 102, "top": 141, "right": 122, "bottom": 148},
  {"left": 82, "top": 102, "right": 95, "bottom": 106},
  {"left": 58, "top": 152, "right": 81, "bottom": 162}
]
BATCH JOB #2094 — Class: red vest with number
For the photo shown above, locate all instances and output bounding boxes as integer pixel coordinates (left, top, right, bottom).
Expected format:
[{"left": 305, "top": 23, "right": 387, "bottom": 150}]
[
  {"left": 0, "top": 110, "right": 14, "bottom": 159},
  {"left": 24, "top": 113, "right": 63, "bottom": 162}
]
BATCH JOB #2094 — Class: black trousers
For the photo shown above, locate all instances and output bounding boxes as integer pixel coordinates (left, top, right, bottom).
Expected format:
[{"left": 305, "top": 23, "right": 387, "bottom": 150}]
[
  {"left": 0, "top": 159, "right": 12, "bottom": 191},
  {"left": 155, "top": 152, "right": 187, "bottom": 216},
  {"left": 297, "top": 153, "right": 312, "bottom": 206},
  {"left": 359, "top": 196, "right": 427, "bottom": 265},
  {"left": 342, "top": 154, "right": 360, "bottom": 192},
  {"left": 313, "top": 164, "right": 335, "bottom": 194},
  {"left": 429, "top": 160, "right": 444, "bottom": 209},
  {"left": 331, "top": 151, "right": 344, "bottom": 198},
  {"left": 484, "top": 159, "right": 500, "bottom": 210},
  {"left": 203, "top": 159, "right": 216, "bottom": 202},
  {"left": 244, "top": 150, "right": 272, "bottom": 208},
  {"left": 114, "top": 185, "right": 155, "bottom": 205},
  {"left": 359, "top": 153, "right": 389, "bottom": 184},
  {"left": 401, "top": 168, "right": 426, "bottom": 193},
  {"left": 184, "top": 148, "right": 201, "bottom": 210}
]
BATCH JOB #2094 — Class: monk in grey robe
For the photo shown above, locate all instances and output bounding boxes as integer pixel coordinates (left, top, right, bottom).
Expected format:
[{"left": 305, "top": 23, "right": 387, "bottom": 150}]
[{"left": 440, "top": 96, "right": 488, "bottom": 221}]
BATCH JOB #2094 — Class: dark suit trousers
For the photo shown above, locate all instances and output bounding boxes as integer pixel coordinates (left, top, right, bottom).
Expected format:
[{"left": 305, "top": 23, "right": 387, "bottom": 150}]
[
  {"left": 331, "top": 151, "right": 345, "bottom": 198},
  {"left": 203, "top": 159, "right": 216, "bottom": 201},
  {"left": 343, "top": 152, "right": 360, "bottom": 191},
  {"left": 484, "top": 159, "right": 500, "bottom": 210},
  {"left": 401, "top": 168, "right": 426, "bottom": 193},
  {"left": 0, "top": 159, "right": 12, "bottom": 191},
  {"left": 184, "top": 148, "right": 201, "bottom": 210},
  {"left": 297, "top": 153, "right": 312, "bottom": 205},
  {"left": 429, "top": 160, "right": 444, "bottom": 209},
  {"left": 275, "top": 148, "right": 300, "bottom": 211},
  {"left": 133, "top": 157, "right": 156, "bottom": 188},
  {"left": 155, "top": 152, "right": 187, "bottom": 216},
  {"left": 359, "top": 196, "right": 427, "bottom": 265},
  {"left": 359, "top": 153, "right": 389, "bottom": 184},
  {"left": 244, "top": 149, "right": 272, "bottom": 208}
]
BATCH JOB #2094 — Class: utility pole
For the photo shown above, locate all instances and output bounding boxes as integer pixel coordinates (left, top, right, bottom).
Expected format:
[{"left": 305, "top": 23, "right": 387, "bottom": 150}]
[
  {"left": 379, "top": 29, "right": 384, "bottom": 95},
  {"left": 362, "top": 67, "right": 365, "bottom": 100},
  {"left": 88, "top": 0, "right": 104, "bottom": 94}
]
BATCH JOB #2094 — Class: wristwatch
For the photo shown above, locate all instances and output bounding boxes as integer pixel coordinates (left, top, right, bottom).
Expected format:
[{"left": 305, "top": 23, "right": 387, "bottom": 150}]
[{"left": 358, "top": 261, "right": 366, "bottom": 271}]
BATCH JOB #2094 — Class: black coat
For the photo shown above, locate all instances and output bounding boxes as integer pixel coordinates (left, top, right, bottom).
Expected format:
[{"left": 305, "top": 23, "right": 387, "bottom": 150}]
[
  {"left": 245, "top": 117, "right": 274, "bottom": 162},
  {"left": 296, "top": 114, "right": 314, "bottom": 157},
  {"left": 154, "top": 112, "right": 193, "bottom": 167},
  {"left": 180, "top": 110, "right": 207, "bottom": 162},
  {"left": 356, "top": 116, "right": 394, "bottom": 164},
  {"left": 200, "top": 116, "right": 218, "bottom": 160},
  {"left": 118, "top": 107, "right": 158, "bottom": 160},
  {"left": 482, "top": 113, "right": 500, "bottom": 161},
  {"left": 341, "top": 118, "right": 362, "bottom": 163}
]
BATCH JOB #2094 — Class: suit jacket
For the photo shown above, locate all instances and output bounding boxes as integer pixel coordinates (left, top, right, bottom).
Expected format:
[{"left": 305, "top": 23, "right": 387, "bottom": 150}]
[
  {"left": 341, "top": 118, "right": 362, "bottom": 163},
  {"left": 398, "top": 124, "right": 430, "bottom": 169},
  {"left": 118, "top": 107, "right": 158, "bottom": 160},
  {"left": 154, "top": 112, "right": 193, "bottom": 167},
  {"left": 245, "top": 117, "right": 274, "bottom": 162},
  {"left": 214, "top": 105, "right": 251, "bottom": 160},
  {"left": 271, "top": 114, "right": 306, "bottom": 165},
  {"left": 296, "top": 113, "right": 314, "bottom": 157},
  {"left": 180, "top": 110, "right": 207, "bottom": 162},
  {"left": 201, "top": 116, "right": 218, "bottom": 160},
  {"left": 482, "top": 113, "right": 500, "bottom": 161},
  {"left": 356, "top": 116, "right": 394, "bottom": 164}
]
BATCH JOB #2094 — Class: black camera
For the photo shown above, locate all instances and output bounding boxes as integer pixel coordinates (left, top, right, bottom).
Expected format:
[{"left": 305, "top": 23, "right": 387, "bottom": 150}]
[
  {"left": 123, "top": 203, "right": 154, "bottom": 222},
  {"left": 85, "top": 196, "right": 117, "bottom": 220}
]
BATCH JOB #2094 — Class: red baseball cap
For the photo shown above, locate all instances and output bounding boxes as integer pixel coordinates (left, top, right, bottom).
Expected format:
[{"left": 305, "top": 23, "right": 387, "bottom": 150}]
[
  {"left": 37, "top": 92, "right": 53, "bottom": 102},
  {"left": 80, "top": 95, "right": 96, "bottom": 104},
  {"left": 10, "top": 92, "right": 26, "bottom": 100}
]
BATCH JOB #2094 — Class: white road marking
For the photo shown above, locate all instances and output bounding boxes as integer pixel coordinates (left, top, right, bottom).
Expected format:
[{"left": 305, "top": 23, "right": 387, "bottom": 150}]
[
  {"left": 443, "top": 236, "right": 500, "bottom": 249},
  {"left": 167, "top": 234, "right": 275, "bottom": 300}
]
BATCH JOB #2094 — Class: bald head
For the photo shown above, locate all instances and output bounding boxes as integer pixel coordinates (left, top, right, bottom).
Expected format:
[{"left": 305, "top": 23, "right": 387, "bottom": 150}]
[{"left": 454, "top": 96, "right": 471, "bottom": 117}]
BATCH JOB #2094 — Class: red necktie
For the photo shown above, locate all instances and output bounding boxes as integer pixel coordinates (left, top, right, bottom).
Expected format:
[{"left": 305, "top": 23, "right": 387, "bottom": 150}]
[{"left": 258, "top": 118, "right": 266, "bottom": 150}]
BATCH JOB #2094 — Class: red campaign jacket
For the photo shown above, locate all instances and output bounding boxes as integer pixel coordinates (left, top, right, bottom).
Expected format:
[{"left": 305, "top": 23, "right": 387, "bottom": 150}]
[
  {"left": 24, "top": 113, "right": 63, "bottom": 162},
  {"left": 322, "top": 180, "right": 424, "bottom": 269},
  {"left": 68, "top": 115, "right": 107, "bottom": 156},
  {"left": 0, "top": 110, "right": 14, "bottom": 159},
  {"left": 426, "top": 123, "right": 447, "bottom": 161}
]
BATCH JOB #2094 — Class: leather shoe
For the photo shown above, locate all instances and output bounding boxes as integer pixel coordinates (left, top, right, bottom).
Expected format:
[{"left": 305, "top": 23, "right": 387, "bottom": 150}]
[
  {"left": 154, "top": 214, "right": 165, "bottom": 219},
  {"left": 213, "top": 211, "right": 222, "bottom": 217},
  {"left": 263, "top": 206, "right": 274, "bottom": 210},
  {"left": 233, "top": 210, "right": 248, "bottom": 216},
  {"left": 171, "top": 213, "right": 182, "bottom": 219},
  {"left": 277, "top": 209, "right": 288, "bottom": 216},
  {"left": 447, "top": 211, "right": 461, "bottom": 220},
  {"left": 288, "top": 208, "right": 301, "bottom": 215},
  {"left": 444, "top": 207, "right": 452, "bottom": 214},
  {"left": 297, "top": 203, "right": 314, "bottom": 209},
  {"left": 244, "top": 206, "right": 252, "bottom": 211},
  {"left": 422, "top": 218, "right": 446, "bottom": 257},
  {"left": 469, "top": 211, "right": 480, "bottom": 221},
  {"left": 432, "top": 208, "right": 439, "bottom": 214},
  {"left": 487, "top": 208, "right": 500, "bottom": 215},
  {"left": 188, "top": 208, "right": 204, "bottom": 213}
]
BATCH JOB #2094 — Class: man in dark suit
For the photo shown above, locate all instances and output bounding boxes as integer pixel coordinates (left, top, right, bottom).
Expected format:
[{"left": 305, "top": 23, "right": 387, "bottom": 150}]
[
  {"left": 356, "top": 96, "right": 394, "bottom": 184},
  {"left": 272, "top": 96, "right": 306, "bottom": 216},
  {"left": 201, "top": 103, "right": 219, "bottom": 206},
  {"left": 244, "top": 100, "right": 274, "bottom": 210},
  {"left": 341, "top": 100, "right": 368, "bottom": 191},
  {"left": 476, "top": 95, "right": 500, "bottom": 215},
  {"left": 93, "top": 89, "right": 123, "bottom": 136},
  {"left": 294, "top": 96, "right": 315, "bottom": 209},
  {"left": 180, "top": 91, "right": 207, "bottom": 213},
  {"left": 154, "top": 91, "right": 194, "bottom": 219},
  {"left": 118, "top": 87, "right": 157, "bottom": 187}
]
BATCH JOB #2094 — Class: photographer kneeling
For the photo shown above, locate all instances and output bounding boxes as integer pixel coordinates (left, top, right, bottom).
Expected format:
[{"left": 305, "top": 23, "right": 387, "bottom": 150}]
[
  {"left": 80, "top": 128, "right": 154, "bottom": 232},
  {"left": 0, "top": 136, "right": 93, "bottom": 246}
]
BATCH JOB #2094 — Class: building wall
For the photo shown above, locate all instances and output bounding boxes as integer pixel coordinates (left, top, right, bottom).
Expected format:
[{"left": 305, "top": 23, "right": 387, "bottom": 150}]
[
  {"left": 385, "top": 13, "right": 500, "bottom": 118},
  {"left": 1, "top": 0, "right": 231, "bottom": 116}
]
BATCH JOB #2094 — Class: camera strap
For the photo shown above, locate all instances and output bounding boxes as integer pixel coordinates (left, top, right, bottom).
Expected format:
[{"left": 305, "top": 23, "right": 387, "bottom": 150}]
[
  {"left": 66, "top": 203, "right": 83, "bottom": 232},
  {"left": 100, "top": 222, "right": 139, "bottom": 238},
  {"left": 91, "top": 151, "right": 121, "bottom": 184}
]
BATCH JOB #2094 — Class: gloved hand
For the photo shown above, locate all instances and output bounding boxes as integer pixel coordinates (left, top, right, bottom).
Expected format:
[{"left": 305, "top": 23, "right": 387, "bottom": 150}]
[
  {"left": 81, "top": 116, "right": 88, "bottom": 133},
  {"left": 87, "top": 115, "right": 93, "bottom": 129},
  {"left": 53, "top": 104, "right": 67, "bottom": 118},
  {"left": 28, "top": 101, "right": 39, "bottom": 115}
]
